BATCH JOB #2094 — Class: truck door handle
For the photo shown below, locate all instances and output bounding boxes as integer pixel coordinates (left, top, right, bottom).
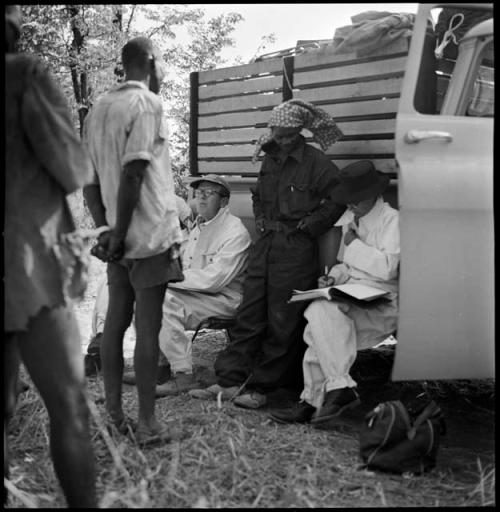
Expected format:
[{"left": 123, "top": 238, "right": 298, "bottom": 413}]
[{"left": 404, "top": 130, "right": 453, "bottom": 144}]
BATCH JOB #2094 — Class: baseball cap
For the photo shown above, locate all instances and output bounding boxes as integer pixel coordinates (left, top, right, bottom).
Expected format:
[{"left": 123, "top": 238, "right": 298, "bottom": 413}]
[{"left": 188, "top": 174, "right": 231, "bottom": 196}]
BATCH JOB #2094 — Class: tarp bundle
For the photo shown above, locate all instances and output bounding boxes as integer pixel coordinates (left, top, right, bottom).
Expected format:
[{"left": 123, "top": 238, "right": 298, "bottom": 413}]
[{"left": 331, "top": 11, "right": 416, "bottom": 57}]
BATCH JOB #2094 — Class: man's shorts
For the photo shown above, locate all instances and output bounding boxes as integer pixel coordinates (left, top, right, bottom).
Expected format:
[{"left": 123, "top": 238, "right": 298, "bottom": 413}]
[{"left": 107, "top": 246, "right": 184, "bottom": 291}]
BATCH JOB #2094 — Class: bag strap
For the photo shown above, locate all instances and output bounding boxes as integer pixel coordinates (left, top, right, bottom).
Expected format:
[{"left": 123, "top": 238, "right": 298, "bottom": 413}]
[{"left": 407, "top": 400, "right": 442, "bottom": 440}]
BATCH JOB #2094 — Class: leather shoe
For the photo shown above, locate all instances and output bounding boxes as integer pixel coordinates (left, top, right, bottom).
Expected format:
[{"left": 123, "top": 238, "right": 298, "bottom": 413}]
[
  {"left": 268, "top": 401, "right": 316, "bottom": 424},
  {"left": 155, "top": 372, "right": 198, "bottom": 397},
  {"left": 123, "top": 364, "right": 171, "bottom": 386},
  {"left": 311, "top": 387, "right": 360, "bottom": 426},
  {"left": 233, "top": 391, "right": 267, "bottom": 409}
]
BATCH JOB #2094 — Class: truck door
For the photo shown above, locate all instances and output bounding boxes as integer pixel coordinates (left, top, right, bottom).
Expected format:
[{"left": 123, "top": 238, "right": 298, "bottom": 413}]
[{"left": 392, "top": 4, "right": 494, "bottom": 380}]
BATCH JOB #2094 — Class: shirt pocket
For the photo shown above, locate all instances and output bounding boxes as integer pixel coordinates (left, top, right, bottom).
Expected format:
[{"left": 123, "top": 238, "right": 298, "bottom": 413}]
[
  {"left": 201, "top": 250, "right": 217, "bottom": 267},
  {"left": 286, "top": 182, "right": 316, "bottom": 215}
]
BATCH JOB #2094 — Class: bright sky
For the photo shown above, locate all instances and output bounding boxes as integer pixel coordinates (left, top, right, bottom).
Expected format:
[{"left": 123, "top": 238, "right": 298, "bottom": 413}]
[{"left": 195, "top": 3, "right": 419, "bottom": 64}]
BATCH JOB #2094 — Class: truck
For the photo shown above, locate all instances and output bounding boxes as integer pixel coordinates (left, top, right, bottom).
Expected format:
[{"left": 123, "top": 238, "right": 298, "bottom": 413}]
[{"left": 187, "top": 3, "right": 494, "bottom": 381}]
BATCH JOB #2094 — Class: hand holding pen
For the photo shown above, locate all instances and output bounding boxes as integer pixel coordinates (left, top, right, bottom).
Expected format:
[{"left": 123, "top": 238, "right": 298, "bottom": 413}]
[{"left": 318, "top": 265, "right": 335, "bottom": 288}]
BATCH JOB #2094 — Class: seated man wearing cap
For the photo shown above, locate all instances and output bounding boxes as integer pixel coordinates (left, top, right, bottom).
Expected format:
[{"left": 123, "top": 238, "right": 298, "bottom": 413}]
[
  {"left": 268, "top": 160, "right": 400, "bottom": 426},
  {"left": 114, "top": 175, "right": 252, "bottom": 395}
]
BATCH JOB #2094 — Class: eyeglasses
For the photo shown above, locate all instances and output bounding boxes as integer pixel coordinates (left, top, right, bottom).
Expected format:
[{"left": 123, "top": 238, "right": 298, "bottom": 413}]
[{"left": 194, "top": 188, "right": 224, "bottom": 199}]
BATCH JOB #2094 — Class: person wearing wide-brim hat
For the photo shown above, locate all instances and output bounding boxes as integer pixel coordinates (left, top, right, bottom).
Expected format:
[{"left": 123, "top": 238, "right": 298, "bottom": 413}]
[{"left": 269, "top": 160, "right": 401, "bottom": 426}]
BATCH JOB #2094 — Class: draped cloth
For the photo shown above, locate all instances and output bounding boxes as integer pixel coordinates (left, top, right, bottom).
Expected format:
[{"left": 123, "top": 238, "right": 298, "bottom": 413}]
[{"left": 252, "top": 99, "right": 343, "bottom": 163}]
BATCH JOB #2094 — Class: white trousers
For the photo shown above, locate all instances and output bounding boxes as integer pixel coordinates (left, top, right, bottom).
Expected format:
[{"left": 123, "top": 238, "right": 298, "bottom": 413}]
[
  {"left": 300, "top": 295, "right": 398, "bottom": 408},
  {"left": 91, "top": 276, "right": 238, "bottom": 374},
  {"left": 158, "top": 288, "right": 237, "bottom": 374}
]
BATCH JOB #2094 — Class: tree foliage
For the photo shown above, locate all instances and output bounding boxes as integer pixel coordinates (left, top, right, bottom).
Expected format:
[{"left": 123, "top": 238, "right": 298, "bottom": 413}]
[{"left": 17, "top": 4, "right": 250, "bottom": 192}]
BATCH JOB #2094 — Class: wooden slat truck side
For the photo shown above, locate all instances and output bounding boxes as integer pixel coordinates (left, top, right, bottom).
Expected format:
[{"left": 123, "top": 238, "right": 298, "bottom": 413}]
[
  {"left": 188, "top": 3, "right": 494, "bottom": 380},
  {"left": 189, "top": 29, "right": 435, "bottom": 266}
]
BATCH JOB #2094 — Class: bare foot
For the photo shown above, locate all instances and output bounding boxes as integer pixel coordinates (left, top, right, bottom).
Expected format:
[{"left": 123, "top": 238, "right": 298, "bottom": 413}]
[{"left": 134, "top": 420, "right": 185, "bottom": 446}]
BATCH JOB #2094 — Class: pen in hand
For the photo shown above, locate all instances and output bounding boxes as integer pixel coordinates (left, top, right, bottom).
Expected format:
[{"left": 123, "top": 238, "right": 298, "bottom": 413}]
[{"left": 319, "top": 265, "right": 335, "bottom": 288}]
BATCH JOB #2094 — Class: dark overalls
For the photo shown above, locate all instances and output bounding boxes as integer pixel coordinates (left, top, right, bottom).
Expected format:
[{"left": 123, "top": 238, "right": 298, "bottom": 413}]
[{"left": 214, "top": 136, "right": 345, "bottom": 392}]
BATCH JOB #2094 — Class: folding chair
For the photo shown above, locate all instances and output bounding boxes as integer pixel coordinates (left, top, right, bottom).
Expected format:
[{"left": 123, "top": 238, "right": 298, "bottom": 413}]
[{"left": 190, "top": 316, "right": 236, "bottom": 344}]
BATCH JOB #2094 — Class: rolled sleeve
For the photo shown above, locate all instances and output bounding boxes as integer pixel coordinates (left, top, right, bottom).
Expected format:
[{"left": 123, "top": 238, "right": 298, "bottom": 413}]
[
  {"left": 329, "top": 263, "right": 350, "bottom": 285},
  {"left": 343, "top": 239, "right": 399, "bottom": 280},
  {"left": 122, "top": 110, "right": 161, "bottom": 166}
]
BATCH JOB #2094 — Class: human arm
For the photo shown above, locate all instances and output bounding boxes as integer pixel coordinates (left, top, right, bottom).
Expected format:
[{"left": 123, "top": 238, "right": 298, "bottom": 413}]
[
  {"left": 342, "top": 214, "right": 400, "bottom": 281},
  {"left": 251, "top": 179, "right": 266, "bottom": 234},
  {"left": 296, "top": 160, "right": 346, "bottom": 238},
  {"left": 107, "top": 160, "right": 148, "bottom": 259},
  {"left": 170, "top": 227, "right": 251, "bottom": 293}
]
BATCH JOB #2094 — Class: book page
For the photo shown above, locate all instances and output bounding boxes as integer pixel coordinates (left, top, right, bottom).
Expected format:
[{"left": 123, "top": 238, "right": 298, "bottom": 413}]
[
  {"left": 292, "top": 287, "right": 330, "bottom": 295},
  {"left": 332, "top": 283, "right": 388, "bottom": 301}
]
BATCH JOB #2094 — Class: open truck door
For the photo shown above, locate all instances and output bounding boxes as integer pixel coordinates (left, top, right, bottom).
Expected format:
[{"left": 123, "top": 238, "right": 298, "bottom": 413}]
[{"left": 392, "top": 3, "right": 494, "bottom": 380}]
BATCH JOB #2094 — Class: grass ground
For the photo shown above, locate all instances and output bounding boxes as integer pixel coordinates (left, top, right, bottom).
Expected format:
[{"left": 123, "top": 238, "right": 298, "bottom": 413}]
[
  {"left": 6, "top": 328, "right": 495, "bottom": 508},
  {"left": 5, "top": 201, "right": 494, "bottom": 508}
]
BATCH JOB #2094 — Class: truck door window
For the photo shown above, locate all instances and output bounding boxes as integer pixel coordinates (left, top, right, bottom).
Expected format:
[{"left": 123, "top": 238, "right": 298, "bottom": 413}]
[
  {"left": 416, "top": 6, "right": 493, "bottom": 115},
  {"left": 466, "top": 41, "right": 494, "bottom": 117}
]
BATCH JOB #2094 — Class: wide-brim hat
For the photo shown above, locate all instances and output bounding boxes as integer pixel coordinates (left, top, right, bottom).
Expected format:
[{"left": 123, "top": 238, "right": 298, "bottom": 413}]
[
  {"left": 330, "top": 160, "right": 389, "bottom": 204},
  {"left": 188, "top": 174, "right": 231, "bottom": 196}
]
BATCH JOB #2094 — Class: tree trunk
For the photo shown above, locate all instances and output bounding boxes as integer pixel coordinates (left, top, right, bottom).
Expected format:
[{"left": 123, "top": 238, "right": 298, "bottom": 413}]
[{"left": 67, "top": 5, "right": 89, "bottom": 137}]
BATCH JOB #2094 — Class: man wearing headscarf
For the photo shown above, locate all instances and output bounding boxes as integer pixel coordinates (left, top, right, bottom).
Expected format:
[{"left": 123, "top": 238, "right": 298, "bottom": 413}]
[
  {"left": 190, "top": 99, "right": 345, "bottom": 408},
  {"left": 4, "top": 5, "right": 96, "bottom": 507}
]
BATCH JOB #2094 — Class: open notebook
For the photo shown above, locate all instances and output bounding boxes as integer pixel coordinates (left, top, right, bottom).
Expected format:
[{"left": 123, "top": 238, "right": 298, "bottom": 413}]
[{"left": 288, "top": 283, "right": 390, "bottom": 304}]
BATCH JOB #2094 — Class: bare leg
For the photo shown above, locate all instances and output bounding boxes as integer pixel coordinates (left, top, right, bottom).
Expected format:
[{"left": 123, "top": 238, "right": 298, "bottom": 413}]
[
  {"left": 101, "top": 280, "right": 135, "bottom": 428},
  {"left": 134, "top": 284, "right": 167, "bottom": 433},
  {"left": 4, "top": 335, "right": 21, "bottom": 504},
  {"left": 18, "top": 305, "right": 97, "bottom": 508}
]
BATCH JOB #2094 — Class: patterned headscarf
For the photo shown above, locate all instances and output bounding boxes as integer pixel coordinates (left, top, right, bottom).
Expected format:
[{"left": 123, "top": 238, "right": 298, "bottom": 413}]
[{"left": 252, "top": 99, "right": 343, "bottom": 163}]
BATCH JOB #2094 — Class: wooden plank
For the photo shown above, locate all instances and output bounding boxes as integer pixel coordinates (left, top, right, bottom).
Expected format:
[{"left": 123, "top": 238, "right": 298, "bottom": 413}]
[
  {"left": 294, "top": 45, "right": 407, "bottom": 71},
  {"left": 326, "top": 139, "right": 394, "bottom": 156},
  {"left": 294, "top": 57, "right": 407, "bottom": 87},
  {"left": 199, "top": 127, "right": 268, "bottom": 144},
  {"left": 199, "top": 161, "right": 261, "bottom": 175},
  {"left": 312, "top": 99, "right": 400, "bottom": 118},
  {"left": 199, "top": 58, "right": 283, "bottom": 84},
  {"left": 199, "top": 75, "right": 282, "bottom": 100},
  {"left": 199, "top": 91, "right": 282, "bottom": 115},
  {"left": 198, "top": 119, "right": 396, "bottom": 145},
  {"left": 199, "top": 110, "right": 273, "bottom": 130},
  {"left": 198, "top": 98, "right": 400, "bottom": 129},
  {"left": 198, "top": 139, "right": 395, "bottom": 159},
  {"left": 337, "top": 118, "right": 396, "bottom": 136},
  {"left": 198, "top": 158, "right": 397, "bottom": 175},
  {"left": 294, "top": 77, "right": 403, "bottom": 103}
]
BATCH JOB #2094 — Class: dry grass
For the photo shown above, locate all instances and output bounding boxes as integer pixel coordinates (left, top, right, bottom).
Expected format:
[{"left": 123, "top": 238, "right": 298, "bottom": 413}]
[{"left": 5, "top": 332, "right": 495, "bottom": 508}]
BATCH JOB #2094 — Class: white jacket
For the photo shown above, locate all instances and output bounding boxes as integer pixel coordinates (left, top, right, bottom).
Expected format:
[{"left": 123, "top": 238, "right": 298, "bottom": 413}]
[
  {"left": 170, "top": 206, "right": 252, "bottom": 302},
  {"left": 329, "top": 197, "right": 400, "bottom": 293}
]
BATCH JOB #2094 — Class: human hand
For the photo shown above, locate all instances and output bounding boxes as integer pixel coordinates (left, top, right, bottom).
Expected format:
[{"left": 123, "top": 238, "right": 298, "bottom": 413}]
[
  {"left": 344, "top": 228, "right": 358, "bottom": 246},
  {"left": 297, "top": 217, "right": 310, "bottom": 231},
  {"left": 90, "top": 230, "right": 124, "bottom": 262},
  {"left": 318, "top": 275, "right": 335, "bottom": 288},
  {"left": 90, "top": 231, "right": 111, "bottom": 262},
  {"left": 106, "top": 232, "right": 125, "bottom": 262}
]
